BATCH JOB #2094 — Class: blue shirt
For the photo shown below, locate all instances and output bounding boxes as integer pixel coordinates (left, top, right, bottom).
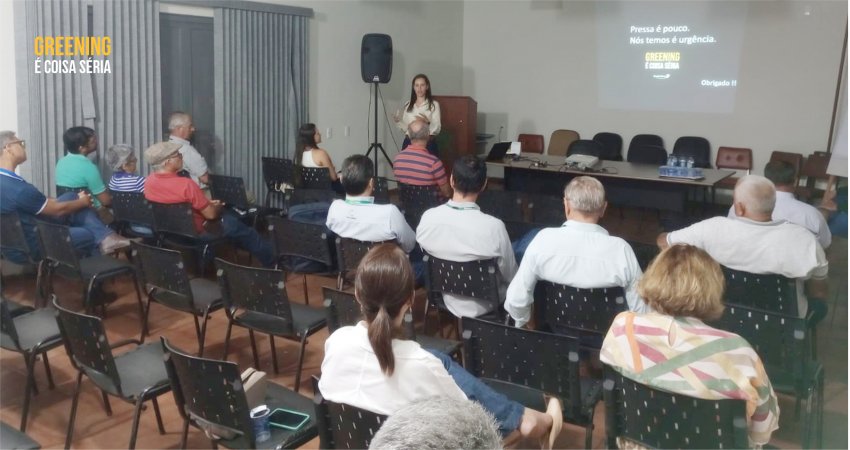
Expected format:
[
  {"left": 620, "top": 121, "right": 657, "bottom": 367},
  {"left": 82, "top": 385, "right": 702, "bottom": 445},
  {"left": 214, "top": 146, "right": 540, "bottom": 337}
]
[
  {"left": 0, "top": 169, "right": 48, "bottom": 262},
  {"left": 108, "top": 171, "right": 146, "bottom": 193}
]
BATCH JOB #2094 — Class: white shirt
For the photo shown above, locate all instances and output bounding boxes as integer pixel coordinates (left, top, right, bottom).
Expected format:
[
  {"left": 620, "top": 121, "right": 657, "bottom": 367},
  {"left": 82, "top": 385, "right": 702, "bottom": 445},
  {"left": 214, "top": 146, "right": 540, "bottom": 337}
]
[
  {"left": 169, "top": 136, "right": 209, "bottom": 187},
  {"left": 326, "top": 196, "right": 416, "bottom": 253},
  {"left": 416, "top": 200, "right": 518, "bottom": 318},
  {"left": 397, "top": 100, "right": 441, "bottom": 136},
  {"left": 318, "top": 322, "right": 466, "bottom": 416},
  {"left": 504, "top": 221, "right": 647, "bottom": 328},
  {"left": 667, "top": 216, "right": 828, "bottom": 317},
  {"left": 301, "top": 149, "right": 320, "bottom": 168},
  {"left": 727, "top": 191, "right": 832, "bottom": 249}
]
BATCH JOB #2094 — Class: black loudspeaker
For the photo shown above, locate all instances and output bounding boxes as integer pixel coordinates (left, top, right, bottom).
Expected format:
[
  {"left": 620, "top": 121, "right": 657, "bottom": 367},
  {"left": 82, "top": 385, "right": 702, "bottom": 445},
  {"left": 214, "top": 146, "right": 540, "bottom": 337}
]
[{"left": 361, "top": 34, "right": 392, "bottom": 83}]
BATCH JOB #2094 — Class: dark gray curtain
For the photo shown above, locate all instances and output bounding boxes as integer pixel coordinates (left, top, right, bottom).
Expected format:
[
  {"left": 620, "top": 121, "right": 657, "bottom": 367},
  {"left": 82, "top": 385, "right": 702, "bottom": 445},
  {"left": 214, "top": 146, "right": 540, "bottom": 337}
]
[{"left": 213, "top": 7, "right": 308, "bottom": 202}]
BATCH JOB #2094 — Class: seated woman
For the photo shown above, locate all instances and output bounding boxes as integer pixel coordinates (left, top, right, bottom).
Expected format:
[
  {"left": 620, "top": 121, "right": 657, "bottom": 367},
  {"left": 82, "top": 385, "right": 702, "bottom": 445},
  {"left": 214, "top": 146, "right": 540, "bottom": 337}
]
[
  {"left": 600, "top": 244, "right": 779, "bottom": 447},
  {"left": 319, "top": 244, "right": 562, "bottom": 449},
  {"left": 106, "top": 144, "right": 145, "bottom": 193},
  {"left": 296, "top": 123, "right": 344, "bottom": 195}
]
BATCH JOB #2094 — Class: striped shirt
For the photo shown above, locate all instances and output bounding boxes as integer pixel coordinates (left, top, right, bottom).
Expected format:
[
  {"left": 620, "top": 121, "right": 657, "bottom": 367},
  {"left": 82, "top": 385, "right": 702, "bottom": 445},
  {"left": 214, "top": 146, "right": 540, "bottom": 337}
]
[
  {"left": 601, "top": 312, "right": 779, "bottom": 447},
  {"left": 392, "top": 145, "right": 447, "bottom": 186},
  {"left": 108, "top": 172, "right": 146, "bottom": 193}
]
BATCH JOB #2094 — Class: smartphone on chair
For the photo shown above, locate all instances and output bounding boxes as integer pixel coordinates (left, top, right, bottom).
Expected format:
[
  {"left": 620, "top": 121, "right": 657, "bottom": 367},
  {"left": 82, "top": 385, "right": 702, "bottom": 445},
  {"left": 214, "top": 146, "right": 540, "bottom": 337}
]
[{"left": 268, "top": 408, "right": 310, "bottom": 431}]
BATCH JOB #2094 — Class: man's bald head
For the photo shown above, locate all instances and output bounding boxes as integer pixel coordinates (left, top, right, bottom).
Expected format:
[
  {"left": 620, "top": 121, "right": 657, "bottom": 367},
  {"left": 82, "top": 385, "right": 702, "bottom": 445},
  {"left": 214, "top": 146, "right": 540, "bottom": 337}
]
[
  {"left": 407, "top": 119, "right": 430, "bottom": 144},
  {"left": 733, "top": 175, "right": 776, "bottom": 220}
]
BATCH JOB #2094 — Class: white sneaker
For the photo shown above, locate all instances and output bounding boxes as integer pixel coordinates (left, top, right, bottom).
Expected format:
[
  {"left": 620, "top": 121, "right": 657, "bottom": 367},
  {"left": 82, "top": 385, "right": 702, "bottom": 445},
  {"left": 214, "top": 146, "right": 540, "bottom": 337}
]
[{"left": 99, "top": 234, "right": 132, "bottom": 254}]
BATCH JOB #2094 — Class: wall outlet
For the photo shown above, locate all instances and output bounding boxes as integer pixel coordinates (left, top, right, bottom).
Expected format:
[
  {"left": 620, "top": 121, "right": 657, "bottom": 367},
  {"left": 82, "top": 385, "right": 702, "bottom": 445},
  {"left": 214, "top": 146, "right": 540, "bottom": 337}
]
[
  {"left": 326, "top": 127, "right": 332, "bottom": 139},
  {"left": 344, "top": 126, "right": 350, "bottom": 137}
]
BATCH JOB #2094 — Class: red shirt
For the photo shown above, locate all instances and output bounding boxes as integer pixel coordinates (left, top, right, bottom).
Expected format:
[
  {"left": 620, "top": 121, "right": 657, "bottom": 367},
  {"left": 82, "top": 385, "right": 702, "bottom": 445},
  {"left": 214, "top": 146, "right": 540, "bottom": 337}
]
[
  {"left": 144, "top": 172, "right": 209, "bottom": 233},
  {"left": 392, "top": 145, "right": 448, "bottom": 186}
]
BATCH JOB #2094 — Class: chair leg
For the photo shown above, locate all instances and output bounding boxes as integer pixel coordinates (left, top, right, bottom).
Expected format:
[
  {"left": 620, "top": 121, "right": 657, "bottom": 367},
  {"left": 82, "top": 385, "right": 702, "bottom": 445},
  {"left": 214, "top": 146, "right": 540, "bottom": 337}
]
[
  {"left": 65, "top": 372, "right": 84, "bottom": 449},
  {"left": 152, "top": 397, "right": 166, "bottom": 434},
  {"left": 20, "top": 352, "right": 38, "bottom": 432},
  {"left": 42, "top": 350, "right": 55, "bottom": 389},
  {"left": 84, "top": 277, "right": 98, "bottom": 315},
  {"left": 35, "top": 260, "right": 46, "bottom": 308},
  {"left": 302, "top": 274, "right": 310, "bottom": 305},
  {"left": 294, "top": 332, "right": 309, "bottom": 393},
  {"left": 269, "top": 335, "right": 279, "bottom": 374},
  {"left": 179, "top": 418, "right": 190, "bottom": 449},
  {"left": 584, "top": 424, "right": 593, "bottom": 449},
  {"left": 101, "top": 389, "right": 113, "bottom": 416},
  {"left": 249, "top": 329, "right": 260, "bottom": 369},
  {"left": 127, "top": 397, "right": 146, "bottom": 450},
  {"left": 130, "top": 273, "right": 146, "bottom": 342},
  {"left": 192, "top": 316, "right": 203, "bottom": 356},
  {"left": 197, "top": 309, "right": 212, "bottom": 357},
  {"left": 222, "top": 321, "right": 233, "bottom": 360}
]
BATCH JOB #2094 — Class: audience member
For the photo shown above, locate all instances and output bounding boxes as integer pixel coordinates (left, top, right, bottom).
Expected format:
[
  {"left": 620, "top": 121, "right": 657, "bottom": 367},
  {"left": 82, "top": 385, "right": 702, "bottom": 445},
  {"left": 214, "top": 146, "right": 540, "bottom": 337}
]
[
  {"left": 55, "top": 126, "right": 111, "bottom": 209},
  {"left": 106, "top": 144, "right": 145, "bottom": 192},
  {"left": 296, "top": 123, "right": 344, "bottom": 195},
  {"left": 504, "top": 176, "right": 648, "bottom": 328},
  {"left": 729, "top": 160, "right": 831, "bottom": 248},
  {"left": 392, "top": 120, "right": 451, "bottom": 198},
  {"left": 417, "top": 156, "right": 517, "bottom": 318},
  {"left": 143, "top": 141, "right": 275, "bottom": 267},
  {"left": 601, "top": 244, "right": 779, "bottom": 447},
  {"left": 319, "top": 244, "right": 563, "bottom": 449},
  {"left": 167, "top": 111, "right": 210, "bottom": 187},
  {"left": 0, "top": 130, "right": 130, "bottom": 261},
  {"left": 659, "top": 175, "right": 828, "bottom": 324},
  {"left": 326, "top": 155, "right": 415, "bottom": 252},
  {"left": 369, "top": 396, "right": 503, "bottom": 450}
]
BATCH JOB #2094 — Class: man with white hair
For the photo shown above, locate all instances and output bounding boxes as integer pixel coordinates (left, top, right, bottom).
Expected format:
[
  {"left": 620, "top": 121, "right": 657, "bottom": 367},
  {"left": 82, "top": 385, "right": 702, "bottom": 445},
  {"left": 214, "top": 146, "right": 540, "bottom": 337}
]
[
  {"left": 658, "top": 174, "right": 828, "bottom": 323},
  {"left": 504, "top": 176, "right": 648, "bottom": 328},
  {"left": 167, "top": 111, "right": 209, "bottom": 186}
]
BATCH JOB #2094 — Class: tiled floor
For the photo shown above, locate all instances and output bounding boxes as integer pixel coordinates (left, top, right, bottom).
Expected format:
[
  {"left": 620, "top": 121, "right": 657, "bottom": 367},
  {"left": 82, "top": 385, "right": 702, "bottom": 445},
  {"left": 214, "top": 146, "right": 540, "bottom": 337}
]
[{"left": 1, "top": 206, "right": 846, "bottom": 449}]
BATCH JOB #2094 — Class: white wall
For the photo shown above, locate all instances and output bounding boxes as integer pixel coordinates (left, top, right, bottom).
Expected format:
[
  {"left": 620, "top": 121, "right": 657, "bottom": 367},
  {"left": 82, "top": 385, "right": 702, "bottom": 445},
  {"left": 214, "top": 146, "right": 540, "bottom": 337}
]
[{"left": 462, "top": 1, "right": 847, "bottom": 174}]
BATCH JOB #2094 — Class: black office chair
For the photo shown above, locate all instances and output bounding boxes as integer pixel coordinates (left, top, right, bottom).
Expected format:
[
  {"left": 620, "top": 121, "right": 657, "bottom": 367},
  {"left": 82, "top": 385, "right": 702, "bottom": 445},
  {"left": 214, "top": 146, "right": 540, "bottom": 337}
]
[
  {"left": 627, "top": 144, "right": 668, "bottom": 165},
  {"left": 314, "top": 385, "right": 386, "bottom": 449},
  {"left": 397, "top": 183, "right": 443, "bottom": 228},
  {"left": 261, "top": 156, "right": 295, "bottom": 208},
  {"left": 1, "top": 212, "right": 47, "bottom": 305},
  {"left": 149, "top": 201, "right": 231, "bottom": 276},
  {"left": 672, "top": 136, "right": 712, "bottom": 168},
  {"left": 373, "top": 177, "right": 391, "bottom": 205},
  {"left": 567, "top": 139, "right": 604, "bottom": 158},
  {"left": 477, "top": 190, "right": 525, "bottom": 223},
  {"left": 423, "top": 253, "right": 502, "bottom": 337},
  {"left": 209, "top": 174, "right": 277, "bottom": 226},
  {"left": 592, "top": 132, "right": 623, "bottom": 161},
  {"left": 0, "top": 298, "right": 63, "bottom": 432},
  {"left": 534, "top": 282, "right": 627, "bottom": 351},
  {"left": 267, "top": 216, "right": 335, "bottom": 305},
  {"left": 109, "top": 191, "right": 155, "bottom": 240},
  {"left": 462, "top": 317, "right": 601, "bottom": 449},
  {"left": 603, "top": 366, "right": 749, "bottom": 449},
  {"left": 722, "top": 266, "right": 799, "bottom": 317},
  {"left": 216, "top": 258, "right": 326, "bottom": 392},
  {"left": 626, "top": 240, "right": 659, "bottom": 271},
  {"left": 161, "top": 337, "right": 318, "bottom": 450},
  {"left": 299, "top": 167, "right": 332, "bottom": 190},
  {"left": 54, "top": 298, "right": 171, "bottom": 449},
  {"left": 627, "top": 134, "right": 664, "bottom": 155}
]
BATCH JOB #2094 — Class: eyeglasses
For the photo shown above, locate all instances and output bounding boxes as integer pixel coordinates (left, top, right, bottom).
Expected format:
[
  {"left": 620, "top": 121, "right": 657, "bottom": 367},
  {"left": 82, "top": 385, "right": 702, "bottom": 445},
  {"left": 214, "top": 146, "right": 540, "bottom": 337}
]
[{"left": 5, "top": 140, "right": 25, "bottom": 149}]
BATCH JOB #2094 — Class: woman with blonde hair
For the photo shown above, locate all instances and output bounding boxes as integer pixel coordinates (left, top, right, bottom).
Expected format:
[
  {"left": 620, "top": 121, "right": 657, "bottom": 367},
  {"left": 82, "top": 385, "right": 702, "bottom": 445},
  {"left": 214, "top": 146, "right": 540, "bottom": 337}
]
[
  {"left": 600, "top": 244, "right": 779, "bottom": 447},
  {"left": 319, "top": 243, "right": 562, "bottom": 448}
]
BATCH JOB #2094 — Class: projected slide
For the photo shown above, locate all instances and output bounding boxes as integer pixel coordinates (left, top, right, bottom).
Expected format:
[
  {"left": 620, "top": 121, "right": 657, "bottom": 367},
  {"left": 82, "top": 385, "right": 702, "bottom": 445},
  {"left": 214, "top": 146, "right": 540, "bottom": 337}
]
[{"left": 596, "top": 2, "right": 748, "bottom": 113}]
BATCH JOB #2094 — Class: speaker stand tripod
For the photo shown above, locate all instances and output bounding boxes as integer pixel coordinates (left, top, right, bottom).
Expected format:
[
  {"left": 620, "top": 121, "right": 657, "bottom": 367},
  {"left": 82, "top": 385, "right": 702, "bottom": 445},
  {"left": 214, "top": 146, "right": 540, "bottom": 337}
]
[{"left": 365, "top": 81, "right": 393, "bottom": 176}]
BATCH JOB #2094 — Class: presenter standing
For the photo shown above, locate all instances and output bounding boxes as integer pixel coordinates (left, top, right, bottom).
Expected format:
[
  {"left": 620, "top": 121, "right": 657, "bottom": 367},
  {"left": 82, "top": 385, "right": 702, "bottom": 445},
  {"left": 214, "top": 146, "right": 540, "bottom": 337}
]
[{"left": 394, "top": 74, "right": 441, "bottom": 157}]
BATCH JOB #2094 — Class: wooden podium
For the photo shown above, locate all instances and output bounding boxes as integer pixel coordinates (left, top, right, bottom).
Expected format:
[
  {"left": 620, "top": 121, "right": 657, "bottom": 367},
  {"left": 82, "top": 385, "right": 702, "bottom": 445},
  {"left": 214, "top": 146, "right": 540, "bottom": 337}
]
[{"left": 433, "top": 95, "right": 477, "bottom": 173}]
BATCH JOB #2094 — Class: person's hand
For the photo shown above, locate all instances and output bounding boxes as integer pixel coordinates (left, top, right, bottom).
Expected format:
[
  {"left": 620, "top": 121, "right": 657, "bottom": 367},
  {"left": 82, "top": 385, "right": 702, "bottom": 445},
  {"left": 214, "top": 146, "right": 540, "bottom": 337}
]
[
  {"left": 417, "top": 113, "right": 430, "bottom": 124},
  {"left": 820, "top": 188, "right": 838, "bottom": 212},
  {"left": 210, "top": 199, "right": 223, "bottom": 207},
  {"left": 77, "top": 190, "right": 93, "bottom": 207},
  {"left": 393, "top": 109, "right": 402, "bottom": 123}
]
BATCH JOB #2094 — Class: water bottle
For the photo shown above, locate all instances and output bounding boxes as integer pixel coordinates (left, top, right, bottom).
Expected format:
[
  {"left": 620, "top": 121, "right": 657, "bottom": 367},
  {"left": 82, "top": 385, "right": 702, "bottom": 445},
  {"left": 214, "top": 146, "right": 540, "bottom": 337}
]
[
  {"left": 669, "top": 155, "right": 678, "bottom": 168},
  {"left": 686, "top": 156, "right": 694, "bottom": 168}
]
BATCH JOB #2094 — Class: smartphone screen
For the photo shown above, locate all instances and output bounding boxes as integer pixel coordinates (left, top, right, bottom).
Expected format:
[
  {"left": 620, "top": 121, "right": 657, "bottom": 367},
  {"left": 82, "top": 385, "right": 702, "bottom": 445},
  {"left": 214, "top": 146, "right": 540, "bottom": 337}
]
[{"left": 268, "top": 408, "right": 310, "bottom": 430}]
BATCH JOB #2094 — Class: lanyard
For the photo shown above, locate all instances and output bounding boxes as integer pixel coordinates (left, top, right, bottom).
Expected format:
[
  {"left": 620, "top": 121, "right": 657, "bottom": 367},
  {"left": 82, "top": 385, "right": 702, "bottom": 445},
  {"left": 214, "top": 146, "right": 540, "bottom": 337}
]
[
  {"left": 345, "top": 197, "right": 374, "bottom": 205},
  {"left": 446, "top": 203, "right": 478, "bottom": 211}
]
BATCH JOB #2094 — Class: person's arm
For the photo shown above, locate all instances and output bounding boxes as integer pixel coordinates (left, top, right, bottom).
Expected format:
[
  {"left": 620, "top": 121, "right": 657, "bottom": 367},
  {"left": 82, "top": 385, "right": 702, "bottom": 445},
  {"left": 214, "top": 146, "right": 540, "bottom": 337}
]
[
  {"left": 623, "top": 247, "right": 650, "bottom": 313},
  {"left": 656, "top": 232, "right": 670, "bottom": 249},
  {"left": 40, "top": 191, "right": 92, "bottom": 216},
  {"left": 83, "top": 162, "right": 110, "bottom": 206},
  {"left": 316, "top": 149, "right": 339, "bottom": 181},
  {"left": 390, "top": 206, "right": 416, "bottom": 253},
  {"left": 747, "top": 357, "right": 780, "bottom": 446},
  {"left": 805, "top": 244, "right": 829, "bottom": 299},
  {"left": 504, "top": 246, "right": 540, "bottom": 328},
  {"left": 429, "top": 100, "right": 441, "bottom": 135},
  {"left": 199, "top": 200, "right": 222, "bottom": 220},
  {"left": 495, "top": 222, "right": 518, "bottom": 283},
  {"left": 198, "top": 172, "right": 210, "bottom": 185},
  {"left": 438, "top": 182, "right": 452, "bottom": 199},
  {"left": 95, "top": 190, "right": 112, "bottom": 207},
  {"left": 180, "top": 146, "right": 210, "bottom": 186}
]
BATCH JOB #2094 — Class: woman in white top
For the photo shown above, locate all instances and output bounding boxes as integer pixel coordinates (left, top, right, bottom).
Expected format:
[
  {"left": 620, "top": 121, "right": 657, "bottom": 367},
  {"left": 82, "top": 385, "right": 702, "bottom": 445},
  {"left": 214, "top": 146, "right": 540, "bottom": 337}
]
[
  {"left": 296, "top": 123, "right": 343, "bottom": 194},
  {"left": 319, "top": 244, "right": 563, "bottom": 449},
  {"left": 393, "top": 74, "right": 441, "bottom": 156}
]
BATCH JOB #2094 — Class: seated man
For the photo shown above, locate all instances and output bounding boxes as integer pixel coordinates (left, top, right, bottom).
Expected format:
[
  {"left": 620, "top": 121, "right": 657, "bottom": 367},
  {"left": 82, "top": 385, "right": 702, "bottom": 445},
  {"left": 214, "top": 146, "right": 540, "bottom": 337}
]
[
  {"left": 0, "top": 130, "right": 130, "bottom": 262},
  {"left": 326, "top": 155, "right": 415, "bottom": 253},
  {"left": 143, "top": 142, "right": 275, "bottom": 267},
  {"left": 729, "top": 160, "right": 831, "bottom": 249},
  {"left": 505, "top": 176, "right": 648, "bottom": 328},
  {"left": 55, "top": 126, "right": 112, "bottom": 213},
  {"left": 167, "top": 111, "right": 210, "bottom": 187},
  {"left": 416, "top": 156, "right": 518, "bottom": 318},
  {"left": 392, "top": 119, "right": 451, "bottom": 198},
  {"left": 660, "top": 174, "right": 828, "bottom": 324}
]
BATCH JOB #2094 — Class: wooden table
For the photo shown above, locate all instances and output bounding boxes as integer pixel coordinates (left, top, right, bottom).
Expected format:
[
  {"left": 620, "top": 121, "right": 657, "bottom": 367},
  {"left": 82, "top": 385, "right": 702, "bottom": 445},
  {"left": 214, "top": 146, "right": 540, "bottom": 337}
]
[{"left": 487, "top": 153, "right": 734, "bottom": 213}]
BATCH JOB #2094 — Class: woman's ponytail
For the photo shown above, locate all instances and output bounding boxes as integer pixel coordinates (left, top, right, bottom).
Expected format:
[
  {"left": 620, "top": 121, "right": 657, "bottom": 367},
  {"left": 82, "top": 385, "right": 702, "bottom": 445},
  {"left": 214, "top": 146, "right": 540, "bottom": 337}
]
[{"left": 368, "top": 305, "right": 396, "bottom": 376}]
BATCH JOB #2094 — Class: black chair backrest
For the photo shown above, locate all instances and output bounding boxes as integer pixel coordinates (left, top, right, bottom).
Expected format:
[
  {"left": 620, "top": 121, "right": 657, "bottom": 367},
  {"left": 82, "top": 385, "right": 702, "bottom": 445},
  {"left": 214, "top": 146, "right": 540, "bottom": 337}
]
[
  {"left": 477, "top": 190, "right": 525, "bottom": 223},
  {"left": 299, "top": 167, "right": 332, "bottom": 190},
  {"left": 527, "top": 193, "right": 564, "bottom": 226},
  {"left": 322, "top": 287, "right": 361, "bottom": 333},
  {"left": 627, "top": 134, "right": 664, "bottom": 155},
  {"left": 110, "top": 191, "right": 155, "bottom": 229},
  {"left": 0, "top": 299, "right": 21, "bottom": 349},
  {"left": 721, "top": 266, "right": 798, "bottom": 316},
  {"left": 161, "top": 337, "right": 255, "bottom": 447},
  {"left": 53, "top": 298, "right": 123, "bottom": 396},
  {"left": 462, "top": 317, "right": 583, "bottom": 417},
  {"left": 672, "top": 136, "right": 712, "bottom": 168},
  {"left": 131, "top": 242, "right": 197, "bottom": 314},
  {"left": 567, "top": 139, "right": 603, "bottom": 158},
  {"left": 626, "top": 240, "right": 659, "bottom": 271},
  {"left": 335, "top": 237, "right": 380, "bottom": 283},
  {"left": 267, "top": 216, "right": 334, "bottom": 267},
  {"left": 397, "top": 183, "right": 442, "bottom": 226},
  {"left": 627, "top": 144, "right": 668, "bottom": 165},
  {"left": 209, "top": 174, "right": 251, "bottom": 209},
  {"left": 215, "top": 258, "right": 295, "bottom": 334},
  {"left": 287, "top": 188, "right": 339, "bottom": 207},
  {"left": 592, "top": 132, "right": 623, "bottom": 161},
  {"left": 35, "top": 221, "right": 80, "bottom": 274},
  {"left": 534, "top": 281, "right": 627, "bottom": 347},
  {"left": 150, "top": 202, "right": 199, "bottom": 238},
  {"left": 372, "top": 177, "right": 390, "bottom": 205},
  {"left": 314, "top": 389, "right": 386, "bottom": 449},
  {"left": 261, "top": 157, "right": 295, "bottom": 190},
  {"left": 424, "top": 254, "right": 501, "bottom": 309},
  {"left": 708, "top": 304, "right": 811, "bottom": 381},
  {"left": 603, "top": 366, "right": 749, "bottom": 449},
  {"left": 0, "top": 212, "right": 33, "bottom": 258}
]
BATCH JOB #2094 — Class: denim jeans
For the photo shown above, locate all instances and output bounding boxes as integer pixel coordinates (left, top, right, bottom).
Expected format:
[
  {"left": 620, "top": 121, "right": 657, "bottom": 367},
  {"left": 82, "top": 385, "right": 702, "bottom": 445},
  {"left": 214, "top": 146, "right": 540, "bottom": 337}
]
[
  {"left": 424, "top": 349, "right": 524, "bottom": 437},
  {"left": 511, "top": 227, "right": 542, "bottom": 263},
  {"left": 203, "top": 210, "right": 276, "bottom": 267}
]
